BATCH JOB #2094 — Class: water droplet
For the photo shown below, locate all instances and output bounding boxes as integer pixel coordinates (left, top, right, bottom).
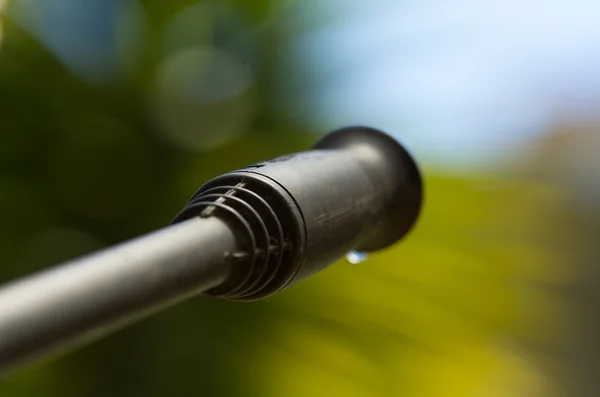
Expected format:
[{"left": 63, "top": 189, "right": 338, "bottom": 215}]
[{"left": 346, "top": 250, "right": 368, "bottom": 264}]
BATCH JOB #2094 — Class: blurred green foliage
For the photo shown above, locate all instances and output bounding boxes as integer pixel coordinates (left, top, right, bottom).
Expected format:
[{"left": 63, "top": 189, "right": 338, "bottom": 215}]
[{"left": 0, "top": 1, "right": 574, "bottom": 396}]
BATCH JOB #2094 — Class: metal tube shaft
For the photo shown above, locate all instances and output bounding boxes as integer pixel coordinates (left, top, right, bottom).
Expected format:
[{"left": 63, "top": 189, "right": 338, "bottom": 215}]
[{"left": 0, "top": 217, "right": 236, "bottom": 375}]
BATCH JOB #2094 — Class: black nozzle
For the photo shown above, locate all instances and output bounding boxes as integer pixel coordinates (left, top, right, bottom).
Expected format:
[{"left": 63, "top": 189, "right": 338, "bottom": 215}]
[{"left": 172, "top": 126, "right": 422, "bottom": 301}]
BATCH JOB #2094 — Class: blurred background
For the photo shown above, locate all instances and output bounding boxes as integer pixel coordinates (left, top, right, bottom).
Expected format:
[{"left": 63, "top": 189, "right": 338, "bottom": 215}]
[{"left": 0, "top": 0, "right": 598, "bottom": 396}]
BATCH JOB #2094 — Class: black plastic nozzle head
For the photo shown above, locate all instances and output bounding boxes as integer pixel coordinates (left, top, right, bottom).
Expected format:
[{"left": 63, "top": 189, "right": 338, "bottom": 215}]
[
  {"left": 173, "top": 126, "right": 422, "bottom": 301},
  {"left": 314, "top": 126, "right": 422, "bottom": 252}
]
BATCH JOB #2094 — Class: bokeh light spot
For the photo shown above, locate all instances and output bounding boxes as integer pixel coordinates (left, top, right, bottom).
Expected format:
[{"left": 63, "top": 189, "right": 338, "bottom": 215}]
[
  {"left": 148, "top": 46, "right": 255, "bottom": 152},
  {"left": 157, "top": 46, "right": 252, "bottom": 105}
]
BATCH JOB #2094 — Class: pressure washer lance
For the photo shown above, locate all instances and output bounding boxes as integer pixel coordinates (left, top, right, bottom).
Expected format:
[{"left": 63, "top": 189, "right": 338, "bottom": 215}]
[{"left": 0, "top": 126, "right": 423, "bottom": 376}]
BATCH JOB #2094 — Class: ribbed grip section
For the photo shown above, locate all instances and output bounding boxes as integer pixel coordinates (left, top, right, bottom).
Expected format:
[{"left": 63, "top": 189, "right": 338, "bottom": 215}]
[{"left": 172, "top": 173, "right": 302, "bottom": 301}]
